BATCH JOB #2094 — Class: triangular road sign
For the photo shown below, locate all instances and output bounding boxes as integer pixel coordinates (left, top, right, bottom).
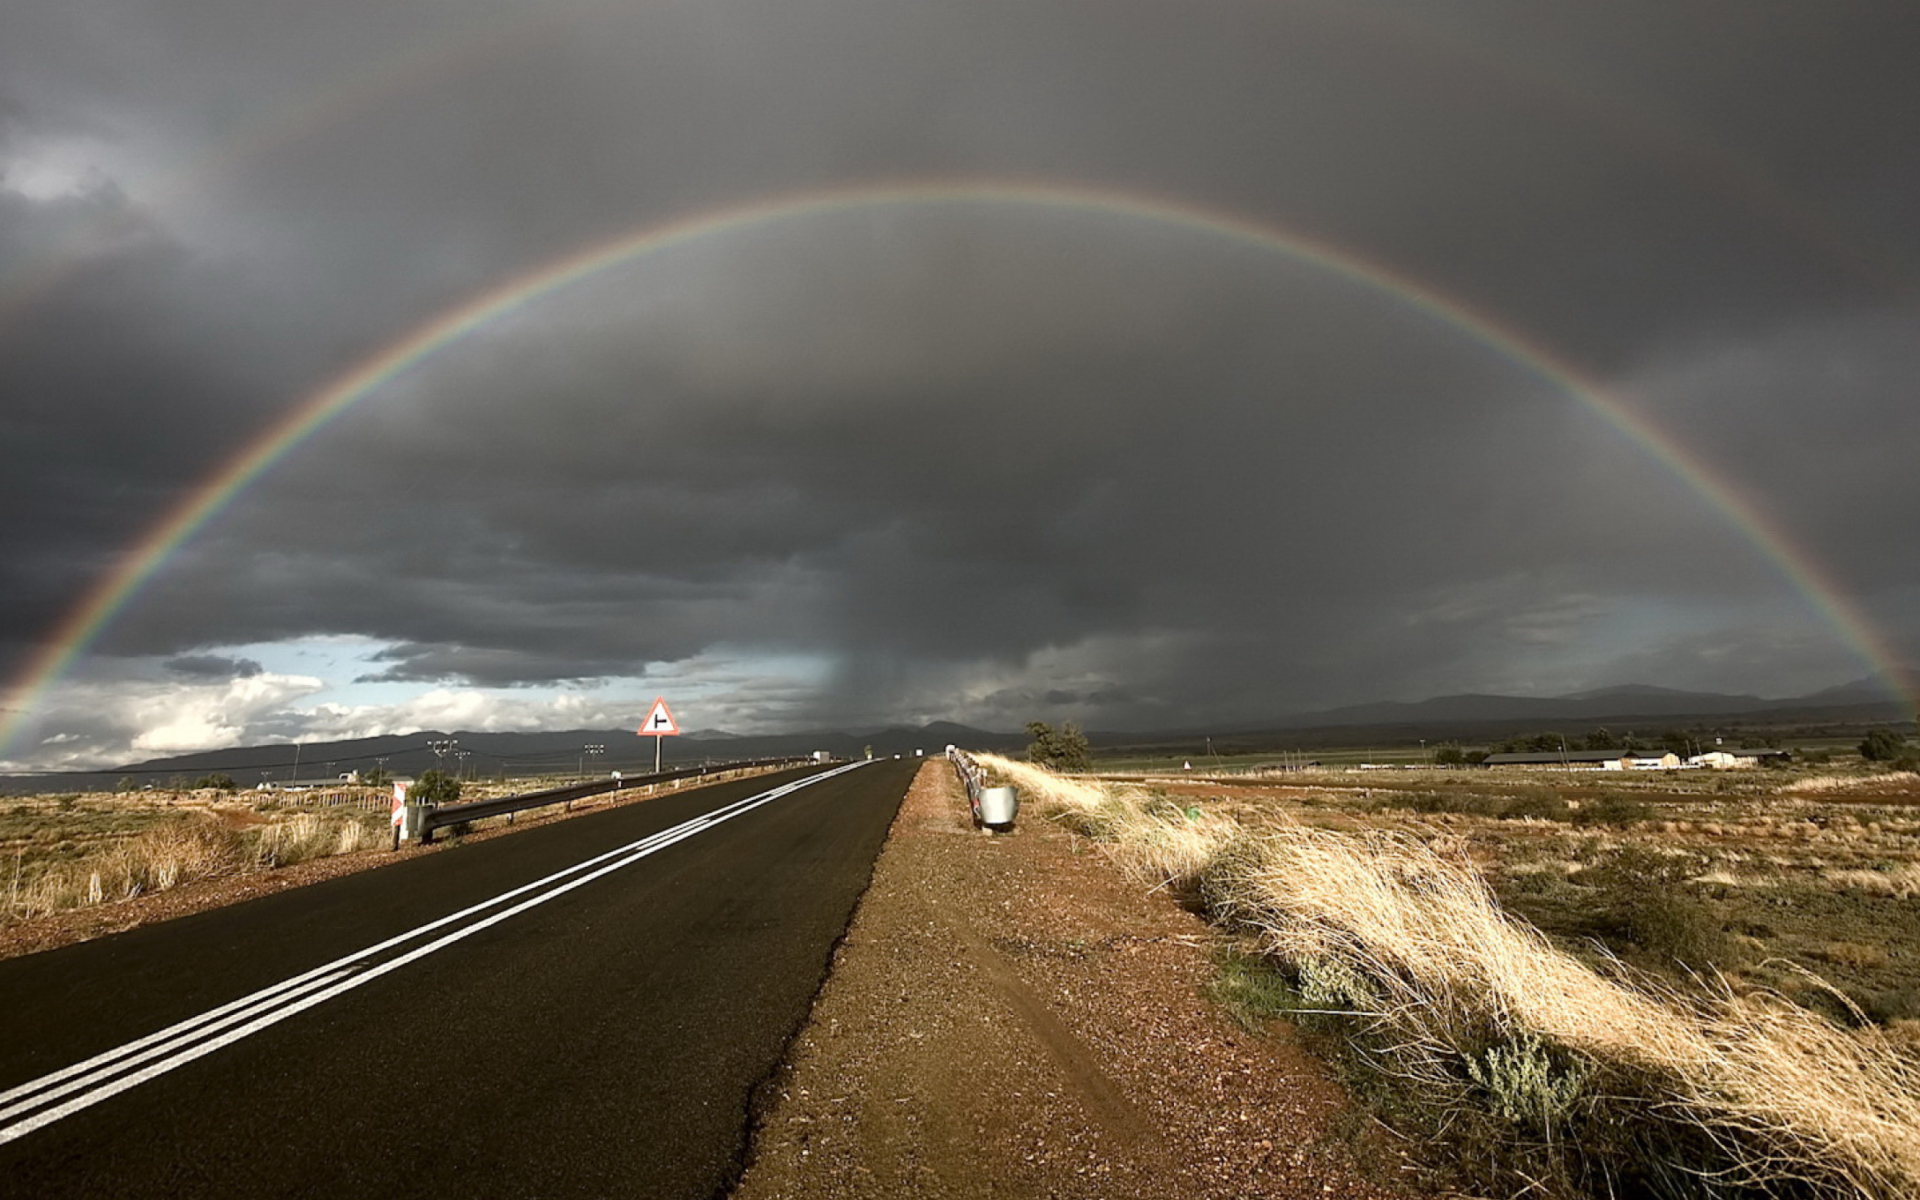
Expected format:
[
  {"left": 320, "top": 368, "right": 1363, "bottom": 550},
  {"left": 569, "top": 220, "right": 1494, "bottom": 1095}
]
[{"left": 639, "top": 697, "right": 680, "bottom": 736}]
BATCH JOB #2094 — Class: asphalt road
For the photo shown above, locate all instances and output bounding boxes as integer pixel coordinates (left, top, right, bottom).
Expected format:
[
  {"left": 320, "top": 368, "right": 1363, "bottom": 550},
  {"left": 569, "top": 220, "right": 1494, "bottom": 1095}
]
[{"left": 0, "top": 757, "right": 917, "bottom": 1198}]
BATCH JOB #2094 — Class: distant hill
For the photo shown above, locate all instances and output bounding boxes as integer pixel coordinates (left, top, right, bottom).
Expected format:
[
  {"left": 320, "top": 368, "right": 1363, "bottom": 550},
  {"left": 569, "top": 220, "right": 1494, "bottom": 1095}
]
[
  {"left": 1239, "top": 679, "right": 1907, "bottom": 746},
  {"left": 3, "top": 677, "right": 1910, "bottom": 794},
  {"left": 1281, "top": 684, "right": 1781, "bottom": 728}
]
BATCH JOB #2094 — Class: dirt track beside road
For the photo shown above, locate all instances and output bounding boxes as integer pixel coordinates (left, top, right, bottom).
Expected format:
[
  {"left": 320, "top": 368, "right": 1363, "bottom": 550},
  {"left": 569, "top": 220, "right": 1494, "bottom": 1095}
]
[{"left": 733, "top": 761, "right": 1422, "bottom": 1199}]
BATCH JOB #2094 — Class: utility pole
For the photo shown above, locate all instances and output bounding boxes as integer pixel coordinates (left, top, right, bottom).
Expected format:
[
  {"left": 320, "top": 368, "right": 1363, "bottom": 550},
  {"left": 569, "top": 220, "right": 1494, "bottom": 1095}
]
[{"left": 428, "top": 738, "right": 457, "bottom": 778}]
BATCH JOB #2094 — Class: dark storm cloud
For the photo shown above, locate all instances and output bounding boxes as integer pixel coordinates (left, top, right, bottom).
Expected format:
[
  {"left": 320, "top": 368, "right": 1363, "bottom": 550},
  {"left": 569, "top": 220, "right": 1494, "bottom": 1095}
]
[
  {"left": 165, "top": 654, "right": 262, "bottom": 678},
  {"left": 2, "top": 0, "right": 1917, "bottom": 756}
]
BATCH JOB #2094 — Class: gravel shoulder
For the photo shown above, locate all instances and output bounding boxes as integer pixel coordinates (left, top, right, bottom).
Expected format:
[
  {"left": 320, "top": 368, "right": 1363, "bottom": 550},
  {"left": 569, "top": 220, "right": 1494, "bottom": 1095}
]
[{"left": 732, "top": 761, "right": 1426, "bottom": 1199}]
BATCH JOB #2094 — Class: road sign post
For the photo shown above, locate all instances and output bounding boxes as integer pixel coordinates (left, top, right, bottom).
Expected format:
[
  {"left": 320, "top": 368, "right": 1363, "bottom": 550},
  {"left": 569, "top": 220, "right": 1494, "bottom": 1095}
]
[{"left": 638, "top": 697, "right": 680, "bottom": 775}]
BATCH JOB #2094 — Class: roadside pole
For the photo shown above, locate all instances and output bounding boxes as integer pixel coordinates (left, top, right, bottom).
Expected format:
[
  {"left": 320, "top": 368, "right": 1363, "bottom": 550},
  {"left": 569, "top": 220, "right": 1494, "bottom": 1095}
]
[{"left": 638, "top": 696, "right": 680, "bottom": 778}]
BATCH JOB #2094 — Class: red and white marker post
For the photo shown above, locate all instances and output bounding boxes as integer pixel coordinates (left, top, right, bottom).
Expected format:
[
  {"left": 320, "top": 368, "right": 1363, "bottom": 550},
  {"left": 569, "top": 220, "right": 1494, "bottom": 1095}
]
[
  {"left": 637, "top": 696, "right": 680, "bottom": 775},
  {"left": 389, "top": 778, "right": 411, "bottom": 849}
]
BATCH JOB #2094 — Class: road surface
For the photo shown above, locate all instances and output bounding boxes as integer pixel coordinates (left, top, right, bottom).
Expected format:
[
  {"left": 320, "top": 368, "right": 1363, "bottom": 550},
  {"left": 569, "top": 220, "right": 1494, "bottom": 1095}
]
[{"left": 0, "top": 758, "right": 916, "bottom": 1198}]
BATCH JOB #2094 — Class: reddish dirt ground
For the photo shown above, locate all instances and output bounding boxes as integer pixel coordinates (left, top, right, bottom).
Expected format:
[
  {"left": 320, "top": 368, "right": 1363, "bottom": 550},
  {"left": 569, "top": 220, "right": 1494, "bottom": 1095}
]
[{"left": 731, "top": 762, "right": 1425, "bottom": 1200}]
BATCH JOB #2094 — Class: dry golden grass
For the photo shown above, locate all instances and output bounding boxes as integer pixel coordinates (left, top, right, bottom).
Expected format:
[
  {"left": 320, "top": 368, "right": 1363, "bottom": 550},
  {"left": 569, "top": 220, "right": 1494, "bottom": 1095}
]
[
  {"left": 1823, "top": 865, "right": 1920, "bottom": 899},
  {"left": 5, "top": 810, "right": 381, "bottom": 920},
  {"left": 1783, "top": 773, "right": 1920, "bottom": 794},
  {"left": 1819, "top": 943, "right": 1894, "bottom": 971},
  {"left": 253, "top": 810, "right": 380, "bottom": 866},
  {"left": 979, "top": 753, "right": 1920, "bottom": 1199}
]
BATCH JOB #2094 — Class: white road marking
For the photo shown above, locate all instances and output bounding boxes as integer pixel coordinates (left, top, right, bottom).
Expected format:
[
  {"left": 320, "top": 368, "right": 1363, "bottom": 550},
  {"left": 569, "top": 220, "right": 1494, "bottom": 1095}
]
[{"left": 0, "top": 761, "right": 867, "bottom": 1144}]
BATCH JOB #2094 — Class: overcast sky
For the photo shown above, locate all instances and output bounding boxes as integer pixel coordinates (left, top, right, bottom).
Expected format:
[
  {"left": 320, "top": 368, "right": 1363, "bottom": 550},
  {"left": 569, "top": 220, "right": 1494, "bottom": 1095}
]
[{"left": 3, "top": 0, "right": 1917, "bottom": 768}]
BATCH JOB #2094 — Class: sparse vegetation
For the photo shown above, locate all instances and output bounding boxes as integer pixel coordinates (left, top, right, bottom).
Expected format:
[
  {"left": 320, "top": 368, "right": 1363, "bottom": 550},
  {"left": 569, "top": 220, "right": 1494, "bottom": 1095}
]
[
  {"left": 0, "top": 763, "right": 787, "bottom": 933},
  {"left": 1, "top": 784, "right": 396, "bottom": 926},
  {"left": 981, "top": 752, "right": 1920, "bottom": 1200},
  {"left": 4, "top": 808, "right": 384, "bottom": 920}
]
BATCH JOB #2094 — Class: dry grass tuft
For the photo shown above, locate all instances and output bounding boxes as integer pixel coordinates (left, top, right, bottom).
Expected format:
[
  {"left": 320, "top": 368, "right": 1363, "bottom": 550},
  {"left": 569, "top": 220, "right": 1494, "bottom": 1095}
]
[
  {"left": 1823, "top": 864, "right": 1920, "bottom": 899},
  {"left": 7, "top": 814, "right": 243, "bottom": 916},
  {"left": 979, "top": 752, "right": 1920, "bottom": 1199},
  {"left": 1782, "top": 773, "right": 1919, "bottom": 795},
  {"left": 252, "top": 811, "right": 373, "bottom": 867}
]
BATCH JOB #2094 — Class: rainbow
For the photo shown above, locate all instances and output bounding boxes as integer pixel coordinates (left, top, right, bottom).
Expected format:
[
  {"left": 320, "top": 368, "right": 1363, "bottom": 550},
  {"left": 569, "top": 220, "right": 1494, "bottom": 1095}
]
[{"left": 1, "top": 178, "right": 1909, "bottom": 757}]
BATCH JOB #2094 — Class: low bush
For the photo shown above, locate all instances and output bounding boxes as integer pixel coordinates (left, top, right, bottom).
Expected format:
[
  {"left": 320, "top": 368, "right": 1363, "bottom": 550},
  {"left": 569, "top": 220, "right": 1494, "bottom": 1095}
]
[
  {"left": 1573, "top": 795, "right": 1654, "bottom": 825},
  {"left": 1207, "top": 946, "right": 1307, "bottom": 1030},
  {"left": 1864, "top": 989, "right": 1920, "bottom": 1026},
  {"left": 1395, "top": 788, "right": 1572, "bottom": 821},
  {"left": 1571, "top": 849, "right": 1743, "bottom": 971},
  {"left": 1464, "top": 1032, "right": 1591, "bottom": 1133}
]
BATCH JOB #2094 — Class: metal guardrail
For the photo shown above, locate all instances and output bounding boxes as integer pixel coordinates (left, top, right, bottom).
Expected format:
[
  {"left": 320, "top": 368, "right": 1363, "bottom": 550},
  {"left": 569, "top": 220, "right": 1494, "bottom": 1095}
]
[
  {"left": 412, "top": 756, "right": 815, "bottom": 843},
  {"left": 947, "top": 746, "right": 986, "bottom": 824}
]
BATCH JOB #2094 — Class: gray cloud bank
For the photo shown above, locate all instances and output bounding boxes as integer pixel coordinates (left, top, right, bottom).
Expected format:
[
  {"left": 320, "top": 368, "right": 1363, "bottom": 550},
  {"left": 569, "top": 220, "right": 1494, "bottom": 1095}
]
[{"left": 2, "top": 0, "right": 1917, "bottom": 762}]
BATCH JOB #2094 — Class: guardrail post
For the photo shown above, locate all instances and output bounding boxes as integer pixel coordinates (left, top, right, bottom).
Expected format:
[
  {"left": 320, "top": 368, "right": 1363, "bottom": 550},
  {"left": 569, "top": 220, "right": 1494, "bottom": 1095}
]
[{"left": 405, "top": 803, "right": 435, "bottom": 845}]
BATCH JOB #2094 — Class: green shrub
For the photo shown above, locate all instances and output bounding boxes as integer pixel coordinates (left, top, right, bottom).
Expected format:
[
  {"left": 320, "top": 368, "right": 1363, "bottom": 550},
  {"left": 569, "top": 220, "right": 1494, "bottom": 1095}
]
[
  {"left": 1860, "top": 729, "right": 1908, "bottom": 762},
  {"left": 1296, "top": 955, "right": 1382, "bottom": 1012},
  {"left": 1401, "top": 789, "right": 1570, "bottom": 821},
  {"left": 1504, "top": 867, "right": 1572, "bottom": 897},
  {"left": 1623, "top": 891, "right": 1737, "bottom": 967},
  {"left": 1207, "top": 948, "right": 1305, "bottom": 1030},
  {"left": 410, "top": 769, "right": 462, "bottom": 806},
  {"left": 1465, "top": 1033, "right": 1591, "bottom": 1132},
  {"left": 1024, "top": 720, "right": 1091, "bottom": 769},
  {"left": 1505, "top": 791, "right": 1574, "bottom": 821}
]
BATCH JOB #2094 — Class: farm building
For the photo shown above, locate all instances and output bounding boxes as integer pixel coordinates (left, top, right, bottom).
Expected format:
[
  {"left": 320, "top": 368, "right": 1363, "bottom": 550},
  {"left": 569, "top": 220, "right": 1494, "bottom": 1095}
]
[
  {"left": 1482, "top": 749, "right": 1681, "bottom": 770},
  {"left": 1687, "top": 748, "right": 1791, "bottom": 769}
]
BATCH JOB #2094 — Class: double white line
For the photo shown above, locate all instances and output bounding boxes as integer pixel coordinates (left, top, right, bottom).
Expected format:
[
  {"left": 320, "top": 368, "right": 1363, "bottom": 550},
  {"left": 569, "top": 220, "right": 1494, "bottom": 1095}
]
[{"left": 0, "top": 761, "right": 867, "bottom": 1145}]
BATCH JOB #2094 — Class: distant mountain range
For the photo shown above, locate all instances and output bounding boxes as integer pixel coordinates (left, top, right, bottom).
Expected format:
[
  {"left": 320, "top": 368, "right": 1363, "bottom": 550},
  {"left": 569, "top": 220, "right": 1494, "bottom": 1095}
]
[
  {"left": 1269, "top": 678, "right": 1909, "bottom": 730},
  {"left": 0, "top": 723, "right": 1030, "bottom": 792},
  {"left": 2, "top": 679, "right": 1908, "bottom": 793}
]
